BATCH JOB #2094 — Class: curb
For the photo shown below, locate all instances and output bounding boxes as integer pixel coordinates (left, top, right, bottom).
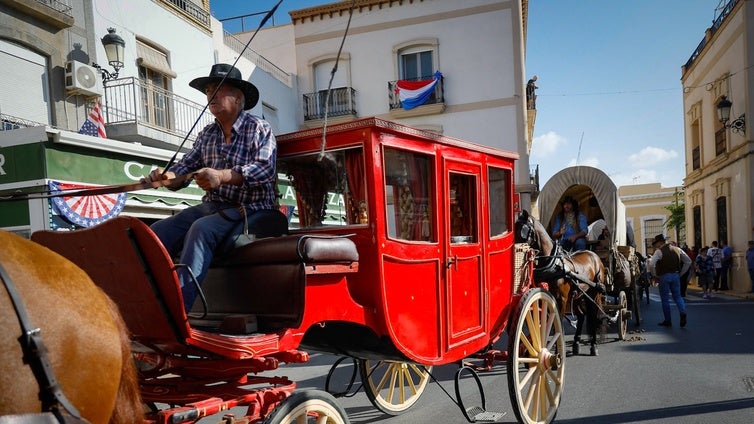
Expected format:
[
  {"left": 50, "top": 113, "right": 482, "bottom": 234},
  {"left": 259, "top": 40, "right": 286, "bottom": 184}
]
[{"left": 686, "top": 284, "right": 754, "bottom": 300}]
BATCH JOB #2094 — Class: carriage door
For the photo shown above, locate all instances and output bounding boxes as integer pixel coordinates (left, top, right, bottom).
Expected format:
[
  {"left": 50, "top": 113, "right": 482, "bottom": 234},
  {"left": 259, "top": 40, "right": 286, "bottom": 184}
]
[{"left": 444, "top": 161, "right": 485, "bottom": 348}]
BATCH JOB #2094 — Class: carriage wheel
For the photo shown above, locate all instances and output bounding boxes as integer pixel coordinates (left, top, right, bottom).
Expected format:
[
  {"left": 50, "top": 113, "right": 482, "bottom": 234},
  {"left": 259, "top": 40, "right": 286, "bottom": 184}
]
[
  {"left": 507, "top": 288, "right": 565, "bottom": 424},
  {"left": 263, "top": 390, "right": 348, "bottom": 424},
  {"left": 359, "top": 359, "right": 431, "bottom": 415},
  {"left": 617, "top": 290, "right": 628, "bottom": 340},
  {"left": 630, "top": 284, "right": 642, "bottom": 326}
]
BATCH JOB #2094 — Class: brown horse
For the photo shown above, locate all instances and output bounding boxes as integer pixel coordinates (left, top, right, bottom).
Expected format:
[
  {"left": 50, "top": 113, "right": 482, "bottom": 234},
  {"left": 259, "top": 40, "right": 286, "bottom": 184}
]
[
  {"left": 0, "top": 230, "right": 142, "bottom": 423},
  {"left": 515, "top": 210, "right": 605, "bottom": 356}
]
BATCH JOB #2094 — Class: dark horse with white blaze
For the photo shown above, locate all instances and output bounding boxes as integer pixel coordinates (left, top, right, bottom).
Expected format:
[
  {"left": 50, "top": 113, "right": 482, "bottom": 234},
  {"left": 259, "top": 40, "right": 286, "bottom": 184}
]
[
  {"left": 0, "top": 230, "right": 142, "bottom": 423},
  {"left": 515, "top": 210, "right": 606, "bottom": 356}
]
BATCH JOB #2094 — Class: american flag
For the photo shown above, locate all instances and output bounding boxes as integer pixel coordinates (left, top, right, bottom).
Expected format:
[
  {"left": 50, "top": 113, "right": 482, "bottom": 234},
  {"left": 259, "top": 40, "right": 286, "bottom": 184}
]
[{"left": 79, "top": 101, "right": 107, "bottom": 138}]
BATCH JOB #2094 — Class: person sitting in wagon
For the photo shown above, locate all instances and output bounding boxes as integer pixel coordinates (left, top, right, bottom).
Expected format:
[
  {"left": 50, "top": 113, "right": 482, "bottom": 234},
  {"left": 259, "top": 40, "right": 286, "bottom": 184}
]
[{"left": 551, "top": 195, "right": 588, "bottom": 252}]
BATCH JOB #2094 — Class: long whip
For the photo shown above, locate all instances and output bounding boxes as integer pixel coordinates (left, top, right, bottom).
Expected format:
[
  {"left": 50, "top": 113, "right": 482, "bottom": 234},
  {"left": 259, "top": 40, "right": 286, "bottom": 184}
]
[
  {"left": 318, "top": 0, "right": 356, "bottom": 160},
  {"left": 163, "top": 0, "right": 284, "bottom": 172}
]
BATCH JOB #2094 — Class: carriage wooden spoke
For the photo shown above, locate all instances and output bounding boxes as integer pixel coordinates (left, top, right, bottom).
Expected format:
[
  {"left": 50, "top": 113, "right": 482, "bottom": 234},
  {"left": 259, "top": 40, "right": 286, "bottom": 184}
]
[
  {"left": 359, "top": 360, "right": 431, "bottom": 415},
  {"left": 507, "top": 288, "right": 565, "bottom": 424},
  {"left": 617, "top": 290, "right": 628, "bottom": 340},
  {"left": 263, "top": 390, "right": 349, "bottom": 424}
]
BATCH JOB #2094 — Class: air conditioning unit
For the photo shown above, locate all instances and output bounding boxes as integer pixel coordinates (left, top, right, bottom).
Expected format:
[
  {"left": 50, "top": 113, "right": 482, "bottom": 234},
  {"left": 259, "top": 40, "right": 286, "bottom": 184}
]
[{"left": 65, "top": 61, "right": 103, "bottom": 97}]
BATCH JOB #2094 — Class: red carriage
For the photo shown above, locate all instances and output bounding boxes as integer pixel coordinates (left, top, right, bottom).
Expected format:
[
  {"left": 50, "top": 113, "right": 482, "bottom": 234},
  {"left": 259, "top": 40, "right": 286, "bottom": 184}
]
[{"left": 25, "top": 118, "right": 566, "bottom": 424}]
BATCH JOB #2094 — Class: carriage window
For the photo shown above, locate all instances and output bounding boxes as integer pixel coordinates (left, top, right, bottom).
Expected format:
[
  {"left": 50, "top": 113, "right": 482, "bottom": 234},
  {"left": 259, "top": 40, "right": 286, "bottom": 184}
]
[
  {"left": 449, "top": 173, "right": 477, "bottom": 243},
  {"left": 278, "top": 147, "right": 366, "bottom": 229},
  {"left": 488, "top": 167, "right": 510, "bottom": 236},
  {"left": 383, "top": 148, "right": 434, "bottom": 241}
]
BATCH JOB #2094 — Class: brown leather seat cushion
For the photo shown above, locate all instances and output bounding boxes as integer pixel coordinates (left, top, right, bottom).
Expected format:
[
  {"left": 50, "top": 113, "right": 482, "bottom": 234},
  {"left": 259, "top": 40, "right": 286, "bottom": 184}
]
[{"left": 223, "top": 234, "right": 358, "bottom": 266}]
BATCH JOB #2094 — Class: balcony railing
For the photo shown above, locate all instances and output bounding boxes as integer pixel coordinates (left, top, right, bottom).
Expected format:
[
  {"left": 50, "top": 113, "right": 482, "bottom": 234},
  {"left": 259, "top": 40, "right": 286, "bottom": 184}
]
[
  {"left": 0, "top": 113, "right": 46, "bottom": 131},
  {"left": 103, "top": 77, "right": 213, "bottom": 143},
  {"left": 388, "top": 76, "right": 445, "bottom": 110},
  {"left": 223, "top": 31, "right": 292, "bottom": 87},
  {"left": 158, "top": 0, "right": 211, "bottom": 28},
  {"left": 683, "top": 0, "right": 739, "bottom": 71},
  {"left": 34, "top": 0, "right": 73, "bottom": 16},
  {"left": 303, "top": 87, "right": 357, "bottom": 121}
]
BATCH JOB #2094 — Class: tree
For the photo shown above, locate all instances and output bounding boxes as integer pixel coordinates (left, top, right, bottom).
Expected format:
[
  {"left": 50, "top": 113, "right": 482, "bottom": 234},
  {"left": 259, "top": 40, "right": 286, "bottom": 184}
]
[{"left": 664, "top": 190, "right": 685, "bottom": 243}]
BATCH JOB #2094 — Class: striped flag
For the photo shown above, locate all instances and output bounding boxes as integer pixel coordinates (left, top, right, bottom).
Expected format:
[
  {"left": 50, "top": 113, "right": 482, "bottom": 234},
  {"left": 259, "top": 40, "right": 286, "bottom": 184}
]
[
  {"left": 79, "top": 101, "right": 107, "bottom": 138},
  {"left": 395, "top": 71, "right": 442, "bottom": 110},
  {"left": 49, "top": 181, "right": 126, "bottom": 228}
]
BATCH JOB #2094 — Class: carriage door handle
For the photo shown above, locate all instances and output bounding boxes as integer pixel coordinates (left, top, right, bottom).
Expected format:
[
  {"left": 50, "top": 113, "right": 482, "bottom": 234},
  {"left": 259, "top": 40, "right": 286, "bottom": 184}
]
[{"left": 447, "top": 255, "right": 458, "bottom": 270}]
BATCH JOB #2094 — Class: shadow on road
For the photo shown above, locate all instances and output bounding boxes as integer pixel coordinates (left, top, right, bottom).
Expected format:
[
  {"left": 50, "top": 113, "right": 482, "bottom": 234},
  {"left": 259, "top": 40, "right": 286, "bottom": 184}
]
[{"left": 555, "top": 397, "right": 754, "bottom": 423}]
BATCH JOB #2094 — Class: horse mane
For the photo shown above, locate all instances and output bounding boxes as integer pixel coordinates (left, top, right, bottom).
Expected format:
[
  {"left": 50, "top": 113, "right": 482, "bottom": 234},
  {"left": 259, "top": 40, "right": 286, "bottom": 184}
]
[{"left": 522, "top": 211, "right": 556, "bottom": 257}]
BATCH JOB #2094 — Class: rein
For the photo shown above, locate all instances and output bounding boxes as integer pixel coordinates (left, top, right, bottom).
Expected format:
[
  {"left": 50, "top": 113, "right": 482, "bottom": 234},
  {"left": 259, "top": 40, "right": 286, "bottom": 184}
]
[
  {"left": 0, "top": 262, "right": 86, "bottom": 423},
  {"left": 0, "top": 172, "right": 196, "bottom": 202}
]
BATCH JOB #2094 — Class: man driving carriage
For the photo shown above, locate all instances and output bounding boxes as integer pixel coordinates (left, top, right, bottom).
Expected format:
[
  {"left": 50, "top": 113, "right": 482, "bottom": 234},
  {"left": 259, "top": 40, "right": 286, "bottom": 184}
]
[
  {"left": 551, "top": 195, "right": 588, "bottom": 251},
  {"left": 142, "top": 64, "right": 278, "bottom": 312}
]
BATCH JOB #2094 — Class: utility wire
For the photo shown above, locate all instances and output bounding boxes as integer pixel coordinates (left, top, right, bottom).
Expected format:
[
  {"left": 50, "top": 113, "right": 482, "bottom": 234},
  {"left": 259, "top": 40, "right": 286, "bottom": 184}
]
[{"left": 319, "top": 0, "right": 356, "bottom": 160}]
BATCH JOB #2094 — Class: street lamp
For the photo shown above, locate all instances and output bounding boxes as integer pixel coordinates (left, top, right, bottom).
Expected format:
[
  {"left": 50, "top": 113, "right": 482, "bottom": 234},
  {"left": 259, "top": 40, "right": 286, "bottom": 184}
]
[
  {"left": 92, "top": 28, "right": 125, "bottom": 83},
  {"left": 716, "top": 95, "right": 746, "bottom": 136}
]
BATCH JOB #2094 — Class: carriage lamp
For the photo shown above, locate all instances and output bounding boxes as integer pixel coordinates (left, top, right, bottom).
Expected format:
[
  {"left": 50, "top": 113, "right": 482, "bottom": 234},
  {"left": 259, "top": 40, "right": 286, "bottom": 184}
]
[
  {"left": 92, "top": 28, "right": 125, "bottom": 83},
  {"left": 716, "top": 96, "right": 746, "bottom": 136}
]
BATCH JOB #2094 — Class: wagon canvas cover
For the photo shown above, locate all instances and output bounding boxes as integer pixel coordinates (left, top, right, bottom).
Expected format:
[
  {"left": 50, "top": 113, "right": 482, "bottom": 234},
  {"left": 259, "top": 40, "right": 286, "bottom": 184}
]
[{"left": 537, "top": 166, "right": 628, "bottom": 246}]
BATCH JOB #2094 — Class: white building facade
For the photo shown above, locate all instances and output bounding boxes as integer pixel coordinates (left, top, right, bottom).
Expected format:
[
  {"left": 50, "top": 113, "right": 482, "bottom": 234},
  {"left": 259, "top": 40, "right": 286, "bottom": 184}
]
[
  {"left": 0, "top": 0, "right": 298, "bottom": 235},
  {"left": 681, "top": 0, "right": 753, "bottom": 291},
  {"left": 278, "top": 0, "right": 534, "bottom": 208}
]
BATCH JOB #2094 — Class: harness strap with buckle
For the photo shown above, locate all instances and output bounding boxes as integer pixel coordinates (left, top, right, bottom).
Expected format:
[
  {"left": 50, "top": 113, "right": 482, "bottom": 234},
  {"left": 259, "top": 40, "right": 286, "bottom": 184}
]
[{"left": 0, "top": 261, "right": 87, "bottom": 423}]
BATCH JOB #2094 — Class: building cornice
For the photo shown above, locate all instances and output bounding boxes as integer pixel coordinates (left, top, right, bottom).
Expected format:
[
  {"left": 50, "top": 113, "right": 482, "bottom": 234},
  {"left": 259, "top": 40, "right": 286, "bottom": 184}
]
[{"left": 290, "top": 0, "right": 425, "bottom": 24}]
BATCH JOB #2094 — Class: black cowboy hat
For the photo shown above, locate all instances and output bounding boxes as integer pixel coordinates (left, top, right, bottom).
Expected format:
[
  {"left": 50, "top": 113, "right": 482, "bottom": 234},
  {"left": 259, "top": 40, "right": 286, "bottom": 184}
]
[
  {"left": 652, "top": 234, "right": 666, "bottom": 245},
  {"left": 189, "top": 63, "right": 259, "bottom": 110}
]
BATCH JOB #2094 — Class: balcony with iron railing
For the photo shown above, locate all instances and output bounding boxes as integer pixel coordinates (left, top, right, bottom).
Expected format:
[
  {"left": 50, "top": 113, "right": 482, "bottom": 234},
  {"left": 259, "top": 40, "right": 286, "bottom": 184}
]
[
  {"left": 683, "top": 0, "right": 739, "bottom": 72},
  {"left": 157, "top": 0, "right": 211, "bottom": 29},
  {"left": 388, "top": 76, "right": 445, "bottom": 118},
  {"left": 302, "top": 87, "right": 357, "bottom": 121},
  {"left": 101, "top": 77, "right": 213, "bottom": 150},
  {"left": 5, "top": 0, "right": 74, "bottom": 28},
  {"left": 223, "top": 31, "right": 292, "bottom": 87}
]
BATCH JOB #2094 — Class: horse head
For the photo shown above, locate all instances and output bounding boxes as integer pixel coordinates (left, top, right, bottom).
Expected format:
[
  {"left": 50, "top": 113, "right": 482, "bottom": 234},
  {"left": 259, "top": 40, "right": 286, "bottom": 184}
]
[{"left": 515, "top": 210, "right": 555, "bottom": 257}]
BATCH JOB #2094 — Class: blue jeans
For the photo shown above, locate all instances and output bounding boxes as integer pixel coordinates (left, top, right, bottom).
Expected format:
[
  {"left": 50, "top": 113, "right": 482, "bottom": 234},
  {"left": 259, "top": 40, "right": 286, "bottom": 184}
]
[
  {"left": 658, "top": 272, "right": 686, "bottom": 322},
  {"left": 559, "top": 236, "right": 587, "bottom": 252},
  {"left": 151, "top": 202, "right": 247, "bottom": 311},
  {"left": 720, "top": 264, "right": 730, "bottom": 289}
]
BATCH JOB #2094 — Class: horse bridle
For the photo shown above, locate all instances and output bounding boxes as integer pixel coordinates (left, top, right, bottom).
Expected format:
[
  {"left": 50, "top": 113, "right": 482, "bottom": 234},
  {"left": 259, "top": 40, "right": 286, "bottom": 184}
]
[{"left": 0, "top": 261, "right": 85, "bottom": 423}]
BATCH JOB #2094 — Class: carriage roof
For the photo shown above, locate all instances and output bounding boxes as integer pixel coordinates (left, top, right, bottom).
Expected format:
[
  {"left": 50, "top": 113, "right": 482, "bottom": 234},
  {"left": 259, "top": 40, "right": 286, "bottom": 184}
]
[{"left": 537, "top": 166, "right": 629, "bottom": 246}]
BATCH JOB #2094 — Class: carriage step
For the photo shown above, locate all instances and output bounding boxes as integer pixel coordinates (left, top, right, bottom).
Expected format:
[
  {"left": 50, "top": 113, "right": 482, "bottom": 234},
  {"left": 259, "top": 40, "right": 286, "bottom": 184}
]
[
  {"left": 455, "top": 365, "right": 507, "bottom": 423},
  {"left": 466, "top": 406, "right": 507, "bottom": 422}
]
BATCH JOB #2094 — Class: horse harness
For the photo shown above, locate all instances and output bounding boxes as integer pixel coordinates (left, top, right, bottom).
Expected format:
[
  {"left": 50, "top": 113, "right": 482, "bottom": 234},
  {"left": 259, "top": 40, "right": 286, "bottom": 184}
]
[
  {"left": 0, "top": 262, "right": 89, "bottom": 424},
  {"left": 520, "top": 215, "right": 607, "bottom": 308}
]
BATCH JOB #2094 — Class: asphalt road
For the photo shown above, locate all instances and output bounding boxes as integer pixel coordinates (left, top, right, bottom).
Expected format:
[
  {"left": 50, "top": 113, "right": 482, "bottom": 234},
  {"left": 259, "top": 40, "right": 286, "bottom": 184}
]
[{"left": 199, "top": 286, "right": 754, "bottom": 423}]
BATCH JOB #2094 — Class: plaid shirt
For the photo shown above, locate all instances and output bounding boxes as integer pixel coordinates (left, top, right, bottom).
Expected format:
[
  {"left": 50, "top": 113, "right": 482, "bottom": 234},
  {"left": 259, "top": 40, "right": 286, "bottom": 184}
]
[
  {"left": 695, "top": 254, "right": 714, "bottom": 277},
  {"left": 170, "top": 111, "right": 277, "bottom": 210}
]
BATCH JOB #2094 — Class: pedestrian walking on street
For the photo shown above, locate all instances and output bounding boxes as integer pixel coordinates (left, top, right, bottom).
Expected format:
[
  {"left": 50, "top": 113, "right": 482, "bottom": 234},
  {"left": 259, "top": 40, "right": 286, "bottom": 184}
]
[
  {"left": 746, "top": 240, "right": 754, "bottom": 293},
  {"left": 708, "top": 241, "right": 722, "bottom": 291},
  {"left": 720, "top": 240, "right": 732, "bottom": 290},
  {"left": 695, "top": 246, "right": 714, "bottom": 299},
  {"left": 649, "top": 234, "right": 692, "bottom": 327}
]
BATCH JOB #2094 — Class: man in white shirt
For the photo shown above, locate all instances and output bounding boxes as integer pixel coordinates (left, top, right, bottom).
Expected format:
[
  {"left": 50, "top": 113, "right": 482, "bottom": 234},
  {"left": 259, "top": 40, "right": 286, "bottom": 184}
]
[
  {"left": 649, "top": 234, "right": 692, "bottom": 328},
  {"left": 708, "top": 241, "right": 722, "bottom": 291}
]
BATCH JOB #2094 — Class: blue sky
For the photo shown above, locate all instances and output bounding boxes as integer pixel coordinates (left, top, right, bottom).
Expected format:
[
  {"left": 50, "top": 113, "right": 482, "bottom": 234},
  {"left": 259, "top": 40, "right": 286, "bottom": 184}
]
[
  {"left": 211, "top": 0, "right": 723, "bottom": 188},
  {"left": 526, "top": 0, "right": 721, "bottom": 189}
]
